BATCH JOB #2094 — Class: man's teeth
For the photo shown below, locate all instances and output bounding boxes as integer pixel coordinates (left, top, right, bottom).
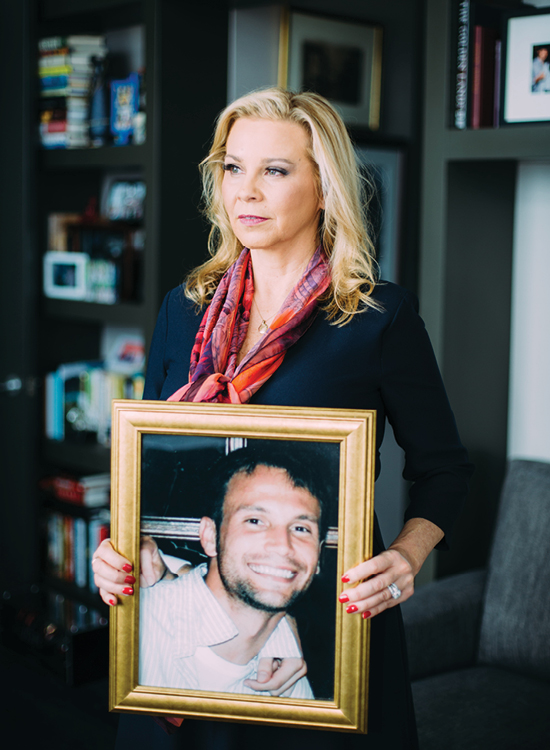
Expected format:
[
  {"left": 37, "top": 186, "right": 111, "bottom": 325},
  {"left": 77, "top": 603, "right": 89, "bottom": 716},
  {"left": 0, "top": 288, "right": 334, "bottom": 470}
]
[{"left": 249, "top": 564, "right": 295, "bottom": 579}]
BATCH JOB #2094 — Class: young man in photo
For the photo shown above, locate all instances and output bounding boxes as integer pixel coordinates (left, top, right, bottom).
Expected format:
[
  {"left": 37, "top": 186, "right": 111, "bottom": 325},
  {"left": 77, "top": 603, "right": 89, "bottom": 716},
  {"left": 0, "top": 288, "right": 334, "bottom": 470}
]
[{"left": 139, "top": 449, "right": 329, "bottom": 699}]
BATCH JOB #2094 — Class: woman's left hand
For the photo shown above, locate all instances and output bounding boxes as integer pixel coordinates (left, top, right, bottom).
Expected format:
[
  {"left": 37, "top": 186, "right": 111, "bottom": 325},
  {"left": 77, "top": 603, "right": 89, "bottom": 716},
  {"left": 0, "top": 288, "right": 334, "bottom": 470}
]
[
  {"left": 339, "top": 517, "right": 445, "bottom": 619},
  {"left": 339, "top": 548, "right": 415, "bottom": 619}
]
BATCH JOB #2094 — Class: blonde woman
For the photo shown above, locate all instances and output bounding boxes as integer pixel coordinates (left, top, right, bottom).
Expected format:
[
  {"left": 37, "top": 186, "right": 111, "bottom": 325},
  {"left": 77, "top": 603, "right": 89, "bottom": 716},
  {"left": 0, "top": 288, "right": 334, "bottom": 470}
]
[{"left": 94, "top": 88, "right": 472, "bottom": 750}]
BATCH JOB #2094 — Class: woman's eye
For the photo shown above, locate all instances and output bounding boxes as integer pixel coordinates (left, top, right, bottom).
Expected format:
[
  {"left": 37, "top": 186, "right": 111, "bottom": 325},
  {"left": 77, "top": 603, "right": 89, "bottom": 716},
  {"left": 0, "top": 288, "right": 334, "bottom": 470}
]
[
  {"left": 266, "top": 167, "right": 288, "bottom": 177},
  {"left": 223, "top": 163, "right": 241, "bottom": 174}
]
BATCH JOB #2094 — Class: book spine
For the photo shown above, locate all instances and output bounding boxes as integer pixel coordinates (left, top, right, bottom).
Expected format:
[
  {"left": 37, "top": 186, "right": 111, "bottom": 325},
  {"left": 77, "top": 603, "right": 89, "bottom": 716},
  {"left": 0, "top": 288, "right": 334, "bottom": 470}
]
[
  {"left": 74, "top": 517, "right": 88, "bottom": 588},
  {"left": 493, "top": 39, "right": 502, "bottom": 128},
  {"left": 454, "top": 0, "right": 470, "bottom": 129},
  {"left": 471, "top": 25, "right": 483, "bottom": 130}
]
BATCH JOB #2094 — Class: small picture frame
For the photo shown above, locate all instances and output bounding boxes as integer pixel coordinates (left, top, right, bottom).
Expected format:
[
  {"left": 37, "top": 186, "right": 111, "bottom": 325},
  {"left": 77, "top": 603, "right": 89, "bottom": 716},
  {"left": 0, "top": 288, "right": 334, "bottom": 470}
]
[
  {"left": 43, "top": 251, "right": 88, "bottom": 300},
  {"left": 109, "top": 401, "right": 376, "bottom": 733},
  {"left": 503, "top": 10, "right": 550, "bottom": 124},
  {"left": 281, "top": 11, "right": 382, "bottom": 130}
]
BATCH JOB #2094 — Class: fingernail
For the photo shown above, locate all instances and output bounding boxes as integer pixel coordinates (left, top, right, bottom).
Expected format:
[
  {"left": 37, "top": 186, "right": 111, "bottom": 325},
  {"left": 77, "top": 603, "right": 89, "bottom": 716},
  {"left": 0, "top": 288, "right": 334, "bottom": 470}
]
[
  {"left": 123, "top": 564, "right": 133, "bottom": 573},
  {"left": 362, "top": 611, "right": 371, "bottom": 619},
  {"left": 109, "top": 599, "right": 117, "bottom": 607},
  {"left": 338, "top": 593, "right": 349, "bottom": 603},
  {"left": 341, "top": 575, "right": 350, "bottom": 583},
  {"left": 346, "top": 604, "right": 358, "bottom": 613},
  {"left": 124, "top": 575, "right": 136, "bottom": 584},
  {"left": 122, "top": 587, "right": 134, "bottom": 595}
]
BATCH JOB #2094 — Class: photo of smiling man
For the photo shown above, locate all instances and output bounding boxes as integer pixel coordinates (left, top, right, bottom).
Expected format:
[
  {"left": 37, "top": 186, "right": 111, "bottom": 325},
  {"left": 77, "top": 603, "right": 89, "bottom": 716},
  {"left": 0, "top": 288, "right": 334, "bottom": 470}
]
[{"left": 138, "top": 445, "right": 333, "bottom": 699}]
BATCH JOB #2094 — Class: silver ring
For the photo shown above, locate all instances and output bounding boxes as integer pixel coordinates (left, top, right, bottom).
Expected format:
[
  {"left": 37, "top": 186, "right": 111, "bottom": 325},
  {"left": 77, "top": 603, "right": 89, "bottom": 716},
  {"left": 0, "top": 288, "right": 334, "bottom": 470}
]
[{"left": 388, "top": 583, "right": 402, "bottom": 600}]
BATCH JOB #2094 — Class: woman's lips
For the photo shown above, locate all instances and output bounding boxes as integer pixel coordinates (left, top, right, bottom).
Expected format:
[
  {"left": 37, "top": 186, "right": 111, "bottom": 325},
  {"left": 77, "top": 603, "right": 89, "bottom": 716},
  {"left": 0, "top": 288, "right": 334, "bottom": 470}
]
[{"left": 238, "top": 215, "right": 268, "bottom": 226}]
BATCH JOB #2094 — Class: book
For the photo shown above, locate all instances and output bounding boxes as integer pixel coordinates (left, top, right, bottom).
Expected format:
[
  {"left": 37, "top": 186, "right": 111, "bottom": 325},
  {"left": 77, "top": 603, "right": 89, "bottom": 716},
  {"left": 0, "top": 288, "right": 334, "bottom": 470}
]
[
  {"left": 471, "top": 25, "right": 498, "bottom": 129},
  {"left": 453, "top": 0, "right": 470, "bottom": 129}
]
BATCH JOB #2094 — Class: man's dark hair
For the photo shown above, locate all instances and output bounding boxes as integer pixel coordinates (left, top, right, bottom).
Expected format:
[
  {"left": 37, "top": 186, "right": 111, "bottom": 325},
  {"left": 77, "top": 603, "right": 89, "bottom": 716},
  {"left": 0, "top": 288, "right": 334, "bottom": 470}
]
[{"left": 207, "top": 444, "right": 333, "bottom": 541}]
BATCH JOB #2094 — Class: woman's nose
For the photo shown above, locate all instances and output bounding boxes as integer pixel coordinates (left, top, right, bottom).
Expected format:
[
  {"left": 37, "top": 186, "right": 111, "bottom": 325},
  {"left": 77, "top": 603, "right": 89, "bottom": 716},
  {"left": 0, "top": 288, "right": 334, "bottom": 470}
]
[{"left": 238, "top": 172, "right": 262, "bottom": 201}]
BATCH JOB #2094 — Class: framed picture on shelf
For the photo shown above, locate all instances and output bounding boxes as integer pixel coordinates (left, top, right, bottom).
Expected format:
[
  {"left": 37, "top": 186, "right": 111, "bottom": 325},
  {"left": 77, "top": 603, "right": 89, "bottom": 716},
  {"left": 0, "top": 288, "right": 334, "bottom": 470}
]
[
  {"left": 503, "top": 10, "right": 550, "bottom": 124},
  {"left": 109, "top": 400, "right": 375, "bottom": 733},
  {"left": 355, "top": 146, "right": 404, "bottom": 283},
  {"left": 43, "top": 251, "right": 88, "bottom": 300},
  {"left": 281, "top": 11, "right": 382, "bottom": 129}
]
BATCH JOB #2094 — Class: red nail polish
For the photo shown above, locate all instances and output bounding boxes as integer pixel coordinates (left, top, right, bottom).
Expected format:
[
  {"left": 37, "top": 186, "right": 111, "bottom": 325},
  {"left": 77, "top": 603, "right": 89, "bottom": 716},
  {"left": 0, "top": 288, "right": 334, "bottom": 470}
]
[
  {"left": 341, "top": 575, "right": 350, "bottom": 583},
  {"left": 109, "top": 599, "right": 117, "bottom": 607},
  {"left": 122, "top": 564, "right": 133, "bottom": 573},
  {"left": 346, "top": 604, "right": 358, "bottom": 613},
  {"left": 124, "top": 575, "right": 136, "bottom": 584},
  {"left": 122, "top": 587, "right": 134, "bottom": 595},
  {"left": 338, "top": 593, "right": 349, "bottom": 603},
  {"left": 362, "top": 611, "right": 372, "bottom": 619}
]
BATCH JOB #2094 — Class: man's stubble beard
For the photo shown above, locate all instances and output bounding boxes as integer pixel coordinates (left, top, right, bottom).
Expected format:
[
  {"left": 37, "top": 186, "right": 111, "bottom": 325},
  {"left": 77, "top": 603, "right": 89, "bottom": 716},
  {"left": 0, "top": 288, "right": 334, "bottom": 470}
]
[{"left": 216, "top": 540, "right": 315, "bottom": 614}]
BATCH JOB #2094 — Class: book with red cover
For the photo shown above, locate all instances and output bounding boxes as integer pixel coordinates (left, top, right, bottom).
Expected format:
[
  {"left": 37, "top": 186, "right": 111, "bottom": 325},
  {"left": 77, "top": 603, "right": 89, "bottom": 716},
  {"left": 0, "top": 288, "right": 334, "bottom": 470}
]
[{"left": 471, "top": 25, "right": 498, "bottom": 129}]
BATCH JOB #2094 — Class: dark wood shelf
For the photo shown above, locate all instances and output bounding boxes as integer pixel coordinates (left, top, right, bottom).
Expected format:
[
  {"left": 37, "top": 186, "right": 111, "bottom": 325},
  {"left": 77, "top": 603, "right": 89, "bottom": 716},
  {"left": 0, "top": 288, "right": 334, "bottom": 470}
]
[
  {"left": 44, "top": 298, "right": 147, "bottom": 326},
  {"left": 40, "top": 144, "right": 147, "bottom": 170},
  {"left": 44, "top": 439, "right": 111, "bottom": 473}
]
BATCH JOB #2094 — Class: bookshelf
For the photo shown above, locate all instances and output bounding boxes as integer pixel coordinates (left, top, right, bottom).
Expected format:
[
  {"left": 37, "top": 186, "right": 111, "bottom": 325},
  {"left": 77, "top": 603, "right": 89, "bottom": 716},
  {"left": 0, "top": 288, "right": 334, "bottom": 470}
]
[
  {"left": 420, "top": 0, "right": 550, "bottom": 577},
  {"left": 0, "top": 0, "right": 228, "bottom": 631}
]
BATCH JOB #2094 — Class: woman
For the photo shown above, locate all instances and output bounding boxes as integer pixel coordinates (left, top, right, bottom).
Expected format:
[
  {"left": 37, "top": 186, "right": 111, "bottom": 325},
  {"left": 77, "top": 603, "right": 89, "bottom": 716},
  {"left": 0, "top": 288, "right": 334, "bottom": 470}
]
[{"left": 93, "top": 88, "right": 472, "bottom": 749}]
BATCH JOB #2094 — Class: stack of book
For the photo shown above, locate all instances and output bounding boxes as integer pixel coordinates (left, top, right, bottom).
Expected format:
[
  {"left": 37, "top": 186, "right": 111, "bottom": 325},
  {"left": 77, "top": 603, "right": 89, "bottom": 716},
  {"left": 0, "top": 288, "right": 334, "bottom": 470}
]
[
  {"left": 41, "top": 472, "right": 111, "bottom": 508},
  {"left": 39, "top": 34, "right": 107, "bottom": 149},
  {"left": 45, "top": 360, "right": 145, "bottom": 447}
]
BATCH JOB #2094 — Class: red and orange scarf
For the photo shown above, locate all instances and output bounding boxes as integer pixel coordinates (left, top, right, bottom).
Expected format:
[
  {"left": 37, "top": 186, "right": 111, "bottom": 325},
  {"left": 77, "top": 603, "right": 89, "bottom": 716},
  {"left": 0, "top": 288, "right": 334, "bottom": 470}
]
[{"left": 168, "top": 246, "right": 331, "bottom": 405}]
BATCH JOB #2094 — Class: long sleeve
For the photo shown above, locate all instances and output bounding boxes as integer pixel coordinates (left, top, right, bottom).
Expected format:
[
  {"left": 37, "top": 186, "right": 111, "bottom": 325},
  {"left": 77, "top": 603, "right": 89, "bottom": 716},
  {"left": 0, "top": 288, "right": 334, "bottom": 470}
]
[{"left": 380, "top": 291, "right": 472, "bottom": 548}]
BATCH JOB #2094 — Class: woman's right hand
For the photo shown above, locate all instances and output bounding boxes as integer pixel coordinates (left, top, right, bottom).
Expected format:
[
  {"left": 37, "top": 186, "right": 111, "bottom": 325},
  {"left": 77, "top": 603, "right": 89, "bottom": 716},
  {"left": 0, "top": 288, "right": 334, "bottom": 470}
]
[{"left": 92, "top": 536, "right": 167, "bottom": 606}]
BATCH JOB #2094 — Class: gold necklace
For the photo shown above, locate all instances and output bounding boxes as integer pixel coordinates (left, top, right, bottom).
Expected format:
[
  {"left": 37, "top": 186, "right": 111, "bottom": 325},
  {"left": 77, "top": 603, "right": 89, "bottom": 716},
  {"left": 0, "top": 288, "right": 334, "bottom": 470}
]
[{"left": 252, "top": 297, "right": 278, "bottom": 334}]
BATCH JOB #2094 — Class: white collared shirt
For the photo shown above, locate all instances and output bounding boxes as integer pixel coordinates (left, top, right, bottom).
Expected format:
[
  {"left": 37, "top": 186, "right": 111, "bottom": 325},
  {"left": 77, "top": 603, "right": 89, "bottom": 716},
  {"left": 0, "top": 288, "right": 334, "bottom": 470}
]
[{"left": 139, "top": 564, "right": 314, "bottom": 698}]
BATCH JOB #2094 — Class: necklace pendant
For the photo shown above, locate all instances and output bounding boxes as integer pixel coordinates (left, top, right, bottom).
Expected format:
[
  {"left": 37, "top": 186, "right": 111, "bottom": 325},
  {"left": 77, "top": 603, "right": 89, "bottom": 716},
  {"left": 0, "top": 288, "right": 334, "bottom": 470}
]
[{"left": 258, "top": 321, "right": 269, "bottom": 334}]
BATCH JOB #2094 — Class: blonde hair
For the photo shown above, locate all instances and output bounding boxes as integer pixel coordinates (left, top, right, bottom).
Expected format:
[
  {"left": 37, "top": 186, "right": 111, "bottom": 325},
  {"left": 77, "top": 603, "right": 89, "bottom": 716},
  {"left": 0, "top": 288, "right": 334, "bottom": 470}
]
[{"left": 185, "top": 87, "right": 380, "bottom": 324}]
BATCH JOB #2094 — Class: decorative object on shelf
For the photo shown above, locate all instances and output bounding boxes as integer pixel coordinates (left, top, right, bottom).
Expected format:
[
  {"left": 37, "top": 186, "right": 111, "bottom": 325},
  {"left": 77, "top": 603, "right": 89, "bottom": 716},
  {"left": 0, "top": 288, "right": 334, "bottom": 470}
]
[
  {"left": 43, "top": 251, "right": 88, "bottom": 300},
  {"left": 105, "top": 179, "right": 146, "bottom": 221},
  {"left": 503, "top": 9, "right": 550, "bottom": 124},
  {"left": 355, "top": 146, "right": 403, "bottom": 283},
  {"left": 110, "top": 400, "right": 375, "bottom": 732},
  {"left": 280, "top": 10, "right": 382, "bottom": 130},
  {"left": 110, "top": 72, "right": 140, "bottom": 145}
]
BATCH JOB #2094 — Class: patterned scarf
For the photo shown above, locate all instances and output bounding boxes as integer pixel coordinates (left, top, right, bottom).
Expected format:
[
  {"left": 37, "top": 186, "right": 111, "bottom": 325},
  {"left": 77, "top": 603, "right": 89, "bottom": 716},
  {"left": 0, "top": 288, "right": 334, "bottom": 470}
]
[{"left": 168, "top": 246, "right": 331, "bottom": 404}]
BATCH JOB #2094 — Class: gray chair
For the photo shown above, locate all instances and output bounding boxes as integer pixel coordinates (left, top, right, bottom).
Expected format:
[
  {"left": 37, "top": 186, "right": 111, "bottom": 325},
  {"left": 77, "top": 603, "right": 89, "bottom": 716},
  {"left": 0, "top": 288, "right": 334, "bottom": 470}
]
[{"left": 401, "top": 459, "right": 550, "bottom": 750}]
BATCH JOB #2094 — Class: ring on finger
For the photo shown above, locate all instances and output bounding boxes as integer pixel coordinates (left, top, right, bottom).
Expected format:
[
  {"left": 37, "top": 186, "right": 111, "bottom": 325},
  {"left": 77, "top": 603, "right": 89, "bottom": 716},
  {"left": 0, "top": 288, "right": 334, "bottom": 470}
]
[{"left": 388, "top": 582, "right": 402, "bottom": 600}]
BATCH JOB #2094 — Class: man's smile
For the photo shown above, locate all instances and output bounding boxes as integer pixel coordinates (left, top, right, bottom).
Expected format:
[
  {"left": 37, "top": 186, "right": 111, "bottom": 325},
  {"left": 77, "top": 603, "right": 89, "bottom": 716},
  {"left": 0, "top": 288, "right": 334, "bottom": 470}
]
[{"left": 248, "top": 563, "right": 297, "bottom": 580}]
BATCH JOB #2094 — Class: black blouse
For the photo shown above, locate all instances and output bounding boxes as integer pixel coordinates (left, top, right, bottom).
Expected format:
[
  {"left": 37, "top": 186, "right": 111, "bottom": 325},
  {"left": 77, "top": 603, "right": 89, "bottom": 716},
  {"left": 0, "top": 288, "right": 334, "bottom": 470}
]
[{"left": 143, "top": 280, "right": 472, "bottom": 549}]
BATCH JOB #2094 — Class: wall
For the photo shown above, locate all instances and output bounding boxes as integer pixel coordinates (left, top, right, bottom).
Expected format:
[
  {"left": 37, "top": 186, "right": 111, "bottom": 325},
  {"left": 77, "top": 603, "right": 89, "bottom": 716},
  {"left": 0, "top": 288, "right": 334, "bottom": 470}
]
[{"left": 508, "top": 162, "right": 550, "bottom": 463}]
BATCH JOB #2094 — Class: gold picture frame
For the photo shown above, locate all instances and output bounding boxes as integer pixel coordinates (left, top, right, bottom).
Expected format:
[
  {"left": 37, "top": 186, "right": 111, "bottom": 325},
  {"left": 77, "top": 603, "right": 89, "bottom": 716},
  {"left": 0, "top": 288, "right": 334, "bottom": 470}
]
[
  {"left": 278, "top": 9, "right": 383, "bottom": 130},
  {"left": 109, "top": 400, "right": 375, "bottom": 733}
]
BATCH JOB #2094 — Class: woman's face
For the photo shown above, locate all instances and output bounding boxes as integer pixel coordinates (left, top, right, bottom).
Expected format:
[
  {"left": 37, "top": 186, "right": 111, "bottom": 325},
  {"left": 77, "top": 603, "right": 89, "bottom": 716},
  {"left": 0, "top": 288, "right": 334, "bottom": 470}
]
[{"left": 221, "top": 117, "right": 323, "bottom": 260}]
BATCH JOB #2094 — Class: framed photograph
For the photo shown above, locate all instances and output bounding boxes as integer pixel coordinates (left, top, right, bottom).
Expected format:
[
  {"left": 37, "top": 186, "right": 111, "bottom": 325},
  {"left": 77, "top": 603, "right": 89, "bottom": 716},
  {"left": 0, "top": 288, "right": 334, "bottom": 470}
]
[
  {"left": 43, "top": 250, "right": 88, "bottom": 300},
  {"left": 355, "top": 146, "right": 404, "bottom": 284},
  {"left": 281, "top": 11, "right": 382, "bottom": 130},
  {"left": 503, "top": 10, "right": 550, "bottom": 123},
  {"left": 109, "top": 401, "right": 376, "bottom": 733}
]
